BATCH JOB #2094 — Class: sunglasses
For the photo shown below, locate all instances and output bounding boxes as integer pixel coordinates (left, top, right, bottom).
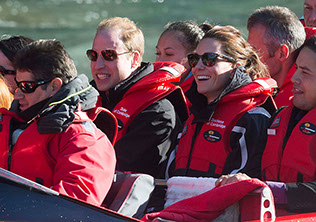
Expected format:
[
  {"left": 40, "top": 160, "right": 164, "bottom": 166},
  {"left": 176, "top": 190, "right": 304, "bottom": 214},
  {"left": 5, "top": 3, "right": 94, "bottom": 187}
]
[
  {"left": 15, "top": 78, "right": 53, "bottom": 94},
  {"left": 0, "top": 65, "right": 16, "bottom": 76},
  {"left": 187, "top": 52, "right": 235, "bottom": 68},
  {"left": 86, "top": 49, "right": 133, "bottom": 62}
]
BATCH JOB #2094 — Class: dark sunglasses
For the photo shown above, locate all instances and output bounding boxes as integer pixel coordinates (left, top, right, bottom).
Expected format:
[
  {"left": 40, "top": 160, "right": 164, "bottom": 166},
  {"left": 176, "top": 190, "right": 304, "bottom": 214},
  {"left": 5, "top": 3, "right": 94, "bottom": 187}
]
[
  {"left": 86, "top": 49, "right": 133, "bottom": 62},
  {"left": 0, "top": 65, "right": 16, "bottom": 76},
  {"left": 15, "top": 78, "right": 53, "bottom": 94},
  {"left": 187, "top": 52, "right": 235, "bottom": 68}
]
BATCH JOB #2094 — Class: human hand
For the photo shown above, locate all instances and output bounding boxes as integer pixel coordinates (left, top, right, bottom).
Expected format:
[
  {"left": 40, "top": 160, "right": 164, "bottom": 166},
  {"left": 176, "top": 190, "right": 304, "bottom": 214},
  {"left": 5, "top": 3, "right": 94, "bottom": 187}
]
[{"left": 215, "top": 173, "right": 251, "bottom": 187}]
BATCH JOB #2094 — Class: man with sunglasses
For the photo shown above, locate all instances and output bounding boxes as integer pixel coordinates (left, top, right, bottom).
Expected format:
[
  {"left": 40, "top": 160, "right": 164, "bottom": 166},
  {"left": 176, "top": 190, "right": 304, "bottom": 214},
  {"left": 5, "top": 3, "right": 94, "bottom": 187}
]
[
  {"left": 0, "top": 35, "right": 34, "bottom": 94},
  {"left": 0, "top": 39, "right": 117, "bottom": 206},
  {"left": 88, "top": 17, "right": 188, "bottom": 180},
  {"left": 247, "top": 6, "right": 306, "bottom": 107}
]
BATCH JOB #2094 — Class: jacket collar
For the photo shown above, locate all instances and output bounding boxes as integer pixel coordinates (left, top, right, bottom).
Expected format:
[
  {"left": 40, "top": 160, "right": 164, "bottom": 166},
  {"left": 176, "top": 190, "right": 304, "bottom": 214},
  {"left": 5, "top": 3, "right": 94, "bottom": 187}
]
[
  {"left": 187, "top": 66, "right": 252, "bottom": 123},
  {"left": 95, "top": 62, "right": 154, "bottom": 111},
  {"left": 24, "top": 74, "right": 99, "bottom": 134}
]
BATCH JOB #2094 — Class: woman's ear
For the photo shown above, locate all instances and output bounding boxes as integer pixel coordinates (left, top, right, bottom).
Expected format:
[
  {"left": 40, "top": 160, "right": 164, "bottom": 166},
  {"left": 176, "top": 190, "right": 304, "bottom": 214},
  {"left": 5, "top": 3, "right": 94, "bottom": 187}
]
[{"left": 50, "top": 78, "right": 62, "bottom": 96}]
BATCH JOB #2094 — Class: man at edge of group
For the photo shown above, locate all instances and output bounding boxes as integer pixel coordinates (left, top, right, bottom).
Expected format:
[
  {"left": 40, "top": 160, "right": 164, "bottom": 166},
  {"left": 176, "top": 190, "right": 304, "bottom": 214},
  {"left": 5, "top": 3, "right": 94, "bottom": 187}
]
[
  {"left": 217, "top": 35, "right": 316, "bottom": 216},
  {"left": 0, "top": 39, "right": 117, "bottom": 206}
]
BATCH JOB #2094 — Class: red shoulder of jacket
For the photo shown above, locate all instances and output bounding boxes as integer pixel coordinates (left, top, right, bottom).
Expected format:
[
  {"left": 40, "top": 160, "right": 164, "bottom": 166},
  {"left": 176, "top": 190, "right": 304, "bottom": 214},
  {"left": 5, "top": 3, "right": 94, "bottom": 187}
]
[
  {"left": 0, "top": 108, "right": 24, "bottom": 122},
  {"left": 222, "top": 77, "right": 277, "bottom": 102},
  {"left": 305, "top": 26, "right": 316, "bottom": 39},
  {"left": 181, "top": 75, "right": 194, "bottom": 93},
  {"left": 153, "top": 61, "right": 185, "bottom": 81},
  {"left": 86, "top": 106, "right": 118, "bottom": 145},
  {"left": 124, "top": 62, "right": 185, "bottom": 96},
  {"left": 136, "top": 61, "right": 184, "bottom": 85}
]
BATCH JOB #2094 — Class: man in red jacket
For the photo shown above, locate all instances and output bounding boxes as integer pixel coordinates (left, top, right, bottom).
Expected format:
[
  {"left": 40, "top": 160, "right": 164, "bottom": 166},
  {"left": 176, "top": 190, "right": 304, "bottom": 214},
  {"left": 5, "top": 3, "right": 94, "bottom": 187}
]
[
  {"left": 217, "top": 36, "right": 316, "bottom": 215},
  {"left": 0, "top": 39, "right": 117, "bottom": 206},
  {"left": 247, "top": 6, "right": 306, "bottom": 107}
]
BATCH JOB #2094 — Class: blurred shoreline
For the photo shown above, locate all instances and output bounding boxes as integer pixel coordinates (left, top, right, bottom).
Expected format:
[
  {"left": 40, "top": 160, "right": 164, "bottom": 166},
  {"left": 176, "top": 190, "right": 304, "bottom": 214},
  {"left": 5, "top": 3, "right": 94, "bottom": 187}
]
[{"left": 0, "top": 0, "right": 303, "bottom": 79}]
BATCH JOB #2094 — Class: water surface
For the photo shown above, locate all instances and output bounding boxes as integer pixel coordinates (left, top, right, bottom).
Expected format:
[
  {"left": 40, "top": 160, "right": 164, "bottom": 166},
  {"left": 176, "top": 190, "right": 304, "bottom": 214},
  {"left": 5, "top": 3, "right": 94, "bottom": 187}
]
[{"left": 0, "top": 0, "right": 303, "bottom": 78}]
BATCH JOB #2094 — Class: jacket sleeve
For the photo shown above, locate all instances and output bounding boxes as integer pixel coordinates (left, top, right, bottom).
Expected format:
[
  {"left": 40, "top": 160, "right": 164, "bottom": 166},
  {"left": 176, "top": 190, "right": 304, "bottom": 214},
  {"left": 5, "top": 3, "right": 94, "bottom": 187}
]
[
  {"left": 114, "top": 98, "right": 181, "bottom": 179},
  {"left": 285, "top": 181, "right": 316, "bottom": 212},
  {"left": 222, "top": 107, "right": 271, "bottom": 178},
  {"left": 49, "top": 121, "right": 116, "bottom": 206}
]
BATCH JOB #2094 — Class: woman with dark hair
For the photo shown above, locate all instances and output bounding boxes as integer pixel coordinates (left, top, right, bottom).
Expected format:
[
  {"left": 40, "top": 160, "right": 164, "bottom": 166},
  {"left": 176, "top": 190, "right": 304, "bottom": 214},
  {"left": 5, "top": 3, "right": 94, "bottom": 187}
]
[
  {"left": 0, "top": 35, "right": 34, "bottom": 93},
  {"left": 155, "top": 21, "right": 211, "bottom": 92},
  {"left": 173, "top": 25, "right": 277, "bottom": 179}
]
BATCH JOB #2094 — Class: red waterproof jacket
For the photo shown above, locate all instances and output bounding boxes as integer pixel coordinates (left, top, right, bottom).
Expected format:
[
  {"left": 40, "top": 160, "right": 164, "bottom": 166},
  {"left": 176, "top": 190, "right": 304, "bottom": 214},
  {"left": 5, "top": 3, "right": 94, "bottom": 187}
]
[
  {"left": 262, "top": 103, "right": 316, "bottom": 183},
  {"left": 274, "top": 64, "right": 295, "bottom": 108},
  {"left": 0, "top": 75, "right": 117, "bottom": 206},
  {"left": 0, "top": 107, "right": 116, "bottom": 206},
  {"left": 180, "top": 75, "right": 194, "bottom": 93}
]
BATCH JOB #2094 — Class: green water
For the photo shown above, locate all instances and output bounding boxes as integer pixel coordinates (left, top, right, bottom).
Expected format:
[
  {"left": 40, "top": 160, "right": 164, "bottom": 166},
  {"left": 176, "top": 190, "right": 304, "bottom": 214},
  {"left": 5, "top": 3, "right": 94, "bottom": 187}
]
[{"left": 0, "top": 0, "right": 303, "bottom": 79}]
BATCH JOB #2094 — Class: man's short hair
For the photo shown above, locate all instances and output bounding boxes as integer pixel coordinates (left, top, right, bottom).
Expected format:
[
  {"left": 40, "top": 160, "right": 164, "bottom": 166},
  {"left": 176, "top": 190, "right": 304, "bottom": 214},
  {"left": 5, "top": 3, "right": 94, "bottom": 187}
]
[
  {"left": 97, "top": 17, "right": 144, "bottom": 59},
  {"left": 247, "top": 6, "right": 306, "bottom": 55},
  {"left": 14, "top": 39, "right": 77, "bottom": 85},
  {"left": 304, "top": 35, "right": 316, "bottom": 54}
]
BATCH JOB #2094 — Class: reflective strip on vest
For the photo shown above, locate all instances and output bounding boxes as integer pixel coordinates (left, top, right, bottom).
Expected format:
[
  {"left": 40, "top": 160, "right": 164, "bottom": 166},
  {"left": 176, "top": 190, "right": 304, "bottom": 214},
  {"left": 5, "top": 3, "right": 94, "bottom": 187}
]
[
  {"left": 230, "top": 126, "right": 247, "bottom": 174},
  {"left": 159, "top": 66, "right": 180, "bottom": 76}
]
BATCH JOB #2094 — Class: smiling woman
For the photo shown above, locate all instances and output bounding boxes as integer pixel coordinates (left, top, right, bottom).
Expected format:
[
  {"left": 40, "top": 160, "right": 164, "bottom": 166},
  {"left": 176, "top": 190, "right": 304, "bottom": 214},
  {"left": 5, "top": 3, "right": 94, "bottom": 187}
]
[{"left": 172, "top": 25, "right": 278, "bottom": 183}]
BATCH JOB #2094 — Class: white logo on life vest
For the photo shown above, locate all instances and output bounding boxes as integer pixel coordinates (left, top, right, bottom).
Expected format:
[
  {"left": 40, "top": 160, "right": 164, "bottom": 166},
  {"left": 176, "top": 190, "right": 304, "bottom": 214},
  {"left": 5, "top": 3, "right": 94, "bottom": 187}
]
[
  {"left": 207, "top": 118, "right": 226, "bottom": 129},
  {"left": 113, "top": 107, "right": 130, "bottom": 118}
]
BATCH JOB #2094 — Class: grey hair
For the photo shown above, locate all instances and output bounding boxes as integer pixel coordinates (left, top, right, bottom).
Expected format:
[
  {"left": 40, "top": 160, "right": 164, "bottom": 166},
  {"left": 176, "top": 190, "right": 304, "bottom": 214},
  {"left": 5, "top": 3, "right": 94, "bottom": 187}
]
[{"left": 247, "top": 6, "right": 306, "bottom": 56}]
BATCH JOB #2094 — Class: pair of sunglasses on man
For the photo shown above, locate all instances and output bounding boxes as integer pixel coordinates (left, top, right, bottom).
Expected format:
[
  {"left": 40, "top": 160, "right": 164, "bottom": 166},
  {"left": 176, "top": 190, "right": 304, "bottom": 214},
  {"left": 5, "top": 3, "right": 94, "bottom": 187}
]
[
  {"left": 14, "top": 78, "right": 53, "bottom": 94},
  {"left": 86, "top": 49, "right": 133, "bottom": 62}
]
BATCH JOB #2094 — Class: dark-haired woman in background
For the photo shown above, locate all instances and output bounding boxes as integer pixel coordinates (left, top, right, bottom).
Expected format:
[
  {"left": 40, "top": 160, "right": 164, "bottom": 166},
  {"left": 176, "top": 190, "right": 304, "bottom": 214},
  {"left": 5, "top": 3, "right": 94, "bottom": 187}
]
[
  {"left": 0, "top": 35, "right": 34, "bottom": 93},
  {"left": 155, "top": 21, "right": 212, "bottom": 93}
]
